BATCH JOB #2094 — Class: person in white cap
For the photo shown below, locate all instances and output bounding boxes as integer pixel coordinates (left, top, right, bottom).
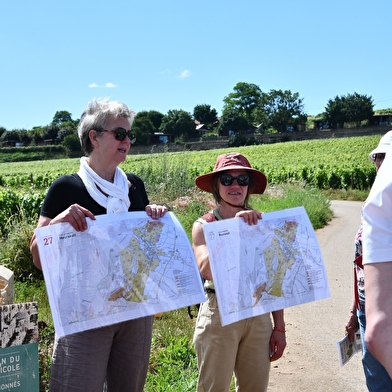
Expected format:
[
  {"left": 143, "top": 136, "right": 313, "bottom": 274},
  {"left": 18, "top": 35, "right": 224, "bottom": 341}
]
[
  {"left": 361, "top": 130, "right": 392, "bottom": 379},
  {"left": 192, "top": 152, "right": 286, "bottom": 392},
  {"left": 345, "top": 131, "right": 392, "bottom": 391}
]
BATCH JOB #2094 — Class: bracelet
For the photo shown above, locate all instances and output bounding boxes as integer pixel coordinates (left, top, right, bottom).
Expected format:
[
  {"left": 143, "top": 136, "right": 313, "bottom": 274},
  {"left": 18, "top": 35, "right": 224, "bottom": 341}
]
[{"left": 273, "top": 326, "right": 286, "bottom": 333}]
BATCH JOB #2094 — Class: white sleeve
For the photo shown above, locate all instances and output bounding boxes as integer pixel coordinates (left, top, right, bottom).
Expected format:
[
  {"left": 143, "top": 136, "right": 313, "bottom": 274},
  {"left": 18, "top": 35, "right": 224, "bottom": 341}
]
[{"left": 363, "top": 143, "right": 392, "bottom": 264}]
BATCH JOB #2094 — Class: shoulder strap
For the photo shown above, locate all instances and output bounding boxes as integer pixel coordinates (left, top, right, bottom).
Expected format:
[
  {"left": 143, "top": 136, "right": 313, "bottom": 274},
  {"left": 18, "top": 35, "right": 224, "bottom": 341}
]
[
  {"left": 353, "top": 255, "right": 363, "bottom": 310},
  {"left": 354, "top": 255, "right": 363, "bottom": 269},
  {"left": 196, "top": 212, "right": 216, "bottom": 224},
  {"left": 202, "top": 212, "right": 217, "bottom": 222}
]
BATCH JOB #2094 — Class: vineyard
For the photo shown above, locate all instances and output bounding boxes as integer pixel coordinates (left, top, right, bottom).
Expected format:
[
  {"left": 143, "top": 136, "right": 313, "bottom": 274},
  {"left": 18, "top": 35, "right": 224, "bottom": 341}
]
[{"left": 0, "top": 134, "right": 380, "bottom": 234}]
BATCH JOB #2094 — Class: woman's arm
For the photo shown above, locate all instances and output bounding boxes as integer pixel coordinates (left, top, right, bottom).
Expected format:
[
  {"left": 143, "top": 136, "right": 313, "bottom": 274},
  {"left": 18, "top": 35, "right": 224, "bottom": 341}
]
[
  {"left": 192, "top": 221, "right": 212, "bottom": 281},
  {"left": 270, "top": 309, "right": 287, "bottom": 362}
]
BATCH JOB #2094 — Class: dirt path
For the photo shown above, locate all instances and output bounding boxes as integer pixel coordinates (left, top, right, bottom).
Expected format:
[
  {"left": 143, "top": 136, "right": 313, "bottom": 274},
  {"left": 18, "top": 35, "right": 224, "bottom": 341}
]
[{"left": 268, "top": 200, "right": 367, "bottom": 391}]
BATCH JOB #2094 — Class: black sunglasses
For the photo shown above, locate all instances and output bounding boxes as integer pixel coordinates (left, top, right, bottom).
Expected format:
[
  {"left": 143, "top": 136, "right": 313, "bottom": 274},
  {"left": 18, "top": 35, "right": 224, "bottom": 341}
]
[
  {"left": 103, "top": 128, "right": 136, "bottom": 144},
  {"left": 371, "top": 153, "right": 386, "bottom": 162},
  {"left": 219, "top": 174, "right": 250, "bottom": 186}
]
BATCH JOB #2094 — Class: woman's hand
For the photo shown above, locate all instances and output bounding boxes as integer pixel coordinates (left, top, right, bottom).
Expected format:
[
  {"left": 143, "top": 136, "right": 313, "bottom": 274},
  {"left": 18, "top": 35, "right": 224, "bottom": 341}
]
[
  {"left": 145, "top": 204, "right": 168, "bottom": 220},
  {"left": 345, "top": 311, "right": 359, "bottom": 342},
  {"left": 50, "top": 204, "right": 96, "bottom": 232},
  {"left": 270, "top": 328, "right": 287, "bottom": 361},
  {"left": 235, "top": 209, "right": 262, "bottom": 225}
]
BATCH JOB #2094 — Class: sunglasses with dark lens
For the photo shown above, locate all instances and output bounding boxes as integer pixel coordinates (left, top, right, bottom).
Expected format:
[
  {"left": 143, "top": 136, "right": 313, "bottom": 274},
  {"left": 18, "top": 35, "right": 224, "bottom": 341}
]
[
  {"left": 103, "top": 128, "right": 136, "bottom": 144},
  {"left": 372, "top": 153, "right": 386, "bottom": 162},
  {"left": 219, "top": 174, "right": 250, "bottom": 186}
]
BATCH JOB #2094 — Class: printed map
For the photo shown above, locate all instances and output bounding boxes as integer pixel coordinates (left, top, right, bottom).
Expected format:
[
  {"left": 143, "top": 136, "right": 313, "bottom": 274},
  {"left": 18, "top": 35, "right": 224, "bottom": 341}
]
[
  {"left": 203, "top": 207, "right": 330, "bottom": 326},
  {"left": 35, "top": 212, "right": 205, "bottom": 337}
]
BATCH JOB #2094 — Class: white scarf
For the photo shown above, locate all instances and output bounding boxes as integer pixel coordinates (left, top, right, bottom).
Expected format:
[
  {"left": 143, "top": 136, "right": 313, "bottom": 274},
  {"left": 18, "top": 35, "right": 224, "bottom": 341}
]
[{"left": 77, "top": 157, "right": 130, "bottom": 213}]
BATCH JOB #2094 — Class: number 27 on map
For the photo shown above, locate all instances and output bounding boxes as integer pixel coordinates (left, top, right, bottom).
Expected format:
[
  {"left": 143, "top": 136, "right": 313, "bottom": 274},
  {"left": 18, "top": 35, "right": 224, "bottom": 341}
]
[{"left": 43, "top": 236, "right": 53, "bottom": 246}]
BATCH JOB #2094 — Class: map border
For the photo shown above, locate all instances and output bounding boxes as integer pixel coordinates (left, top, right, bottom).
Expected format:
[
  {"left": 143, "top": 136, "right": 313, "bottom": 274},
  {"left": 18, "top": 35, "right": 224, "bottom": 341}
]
[
  {"left": 203, "top": 206, "right": 331, "bottom": 326},
  {"left": 34, "top": 211, "right": 205, "bottom": 337}
]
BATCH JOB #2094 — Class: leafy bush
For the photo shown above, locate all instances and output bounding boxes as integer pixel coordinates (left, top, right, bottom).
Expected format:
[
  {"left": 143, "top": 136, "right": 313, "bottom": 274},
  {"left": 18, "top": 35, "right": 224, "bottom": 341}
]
[
  {"left": 62, "top": 133, "right": 81, "bottom": 153},
  {"left": 0, "top": 189, "right": 44, "bottom": 235},
  {"left": 0, "top": 213, "right": 43, "bottom": 282},
  {"left": 201, "top": 132, "right": 219, "bottom": 139},
  {"left": 228, "top": 133, "right": 260, "bottom": 147},
  {"left": 0, "top": 145, "right": 67, "bottom": 163}
]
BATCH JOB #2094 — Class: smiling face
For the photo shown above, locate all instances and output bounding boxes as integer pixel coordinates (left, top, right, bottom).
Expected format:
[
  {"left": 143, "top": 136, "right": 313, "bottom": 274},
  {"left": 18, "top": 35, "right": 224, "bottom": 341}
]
[{"left": 218, "top": 169, "right": 249, "bottom": 207}]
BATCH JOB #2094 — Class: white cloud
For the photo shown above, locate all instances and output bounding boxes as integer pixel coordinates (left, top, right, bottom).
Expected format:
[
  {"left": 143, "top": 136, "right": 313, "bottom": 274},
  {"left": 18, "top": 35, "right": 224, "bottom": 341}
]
[
  {"left": 88, "top": 82, "right": 117, "bottom": 88},
  {"left": 178, "top": 69, "right": 191, "bottom": 79}
]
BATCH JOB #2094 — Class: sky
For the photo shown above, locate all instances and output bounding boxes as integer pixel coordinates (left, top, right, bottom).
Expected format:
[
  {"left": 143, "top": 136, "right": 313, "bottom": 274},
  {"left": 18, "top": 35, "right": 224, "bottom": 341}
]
[{"left": 1, "top": 0, "right": 392, "bottom": 130}]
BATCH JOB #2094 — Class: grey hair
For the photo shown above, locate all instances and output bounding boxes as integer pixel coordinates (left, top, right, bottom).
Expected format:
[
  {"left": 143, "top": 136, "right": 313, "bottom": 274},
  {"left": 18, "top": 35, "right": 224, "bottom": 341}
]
[{"left": 77, "top": 98, "right": 136, "bottom": 155}]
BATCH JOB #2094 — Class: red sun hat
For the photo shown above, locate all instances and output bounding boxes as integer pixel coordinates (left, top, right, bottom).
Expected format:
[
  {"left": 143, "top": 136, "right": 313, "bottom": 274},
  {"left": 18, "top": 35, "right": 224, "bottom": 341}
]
[{"left": 195, "top": 152, "right": 267, "bottom": 194}]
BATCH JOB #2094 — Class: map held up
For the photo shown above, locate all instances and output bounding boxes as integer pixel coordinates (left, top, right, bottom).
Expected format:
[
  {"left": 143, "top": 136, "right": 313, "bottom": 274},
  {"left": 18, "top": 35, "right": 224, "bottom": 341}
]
[{"left": 35, "top": 211, "right": 205, "bottom": 337}]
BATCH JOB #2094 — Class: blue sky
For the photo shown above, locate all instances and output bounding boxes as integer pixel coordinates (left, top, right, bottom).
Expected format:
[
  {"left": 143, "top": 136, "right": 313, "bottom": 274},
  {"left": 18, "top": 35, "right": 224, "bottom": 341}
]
[{"left": 1, "top": 0, "right": 391, "bottom": 130}]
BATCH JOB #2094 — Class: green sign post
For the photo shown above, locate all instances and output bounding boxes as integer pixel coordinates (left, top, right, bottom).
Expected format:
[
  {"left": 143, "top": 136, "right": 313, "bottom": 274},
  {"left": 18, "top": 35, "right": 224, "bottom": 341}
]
[
  {"left": 0, "top": 343, "right": 39, "bottom": 391},
  {"left": 0, "top": 302, "right": 39, "bottom": 391}
]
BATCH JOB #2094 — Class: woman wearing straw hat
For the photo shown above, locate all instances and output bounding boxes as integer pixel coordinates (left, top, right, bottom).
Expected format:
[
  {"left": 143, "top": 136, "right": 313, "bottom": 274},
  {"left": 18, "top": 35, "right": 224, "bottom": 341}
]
[{"left": 192, "top": 152, "right": 286, "bottom": 392}]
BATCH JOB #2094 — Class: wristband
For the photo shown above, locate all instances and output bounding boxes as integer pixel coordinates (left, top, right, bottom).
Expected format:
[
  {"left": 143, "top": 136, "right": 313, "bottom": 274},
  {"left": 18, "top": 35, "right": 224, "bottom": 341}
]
[{"left": 273, "top": 326, "right": 286, "bottom": 333}]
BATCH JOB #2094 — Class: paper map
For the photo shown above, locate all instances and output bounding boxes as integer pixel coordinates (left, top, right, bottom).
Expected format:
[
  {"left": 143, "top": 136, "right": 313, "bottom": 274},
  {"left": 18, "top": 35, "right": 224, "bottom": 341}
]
[
  {"left": 35, "top": 211, "right": 205, "bottom": 337},
  {"left": 336, "top": 333, "right": 362, "bottom": 367},
  {"left": 203, "top": 206, "right": 331, "bottom": 326}
]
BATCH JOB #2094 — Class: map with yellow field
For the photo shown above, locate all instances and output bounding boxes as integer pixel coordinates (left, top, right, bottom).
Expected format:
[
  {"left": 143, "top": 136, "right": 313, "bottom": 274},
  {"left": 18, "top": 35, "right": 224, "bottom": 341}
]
[
  {"left": 203, "top": 207, "right": 330, "bottom": 326},
  {"left": 35, "top": 212, "right": 205, "bottom": 338}
]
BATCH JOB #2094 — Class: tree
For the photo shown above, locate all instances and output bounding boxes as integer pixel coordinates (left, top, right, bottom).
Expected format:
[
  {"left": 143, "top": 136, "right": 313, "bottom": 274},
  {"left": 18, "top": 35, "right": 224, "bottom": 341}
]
[
  {"left": 160, "top": 110, "right": 195, "bottom": 139},
  {"left": 217, "top": 108, "right": 249, "bottom": 135},
  {"left": 132, "top": 116, "right": 156, "bottom": 145},
  {"left": 222, "top": 82, "right": 262, "bottom": 123},
  {"left": 57, "top": 127, "right": 76, "bottom": 141},
  {"left": 28, "top": 126, "right": 44, "bottom": 145},
  {"left": 52, "top": 111, "right": 73, "bottom": 126},
  {"left": 0, "top": 129, "right": 30, "bottom": 145},
  {"left": 193, "top": 104, "right": 218, "bottom": 127},
  {"left": 62, "top": 134, "right": 80, "bottom": 152},
  {"left": 324, "top": 96, "right": 346, "bottom": 129},
  {"left": 41, "top": 124, "right": 60, "bottom": 140},
  {"left": 59, "top": 120, "right": 78, "bottom": 131},
  {"left": 134, "top": 110, "right": 164, "bottom": 133},
  {"left": 344, "top": 92, "right": 374, "bottom": 127},
  {"left": 146, "top": 110, "right": 164, "bottom": 131},
  {"left": 324, "top": 93, "right": 373, "bottom": 129},
  {"left": 259, "top": 89, "right": 307, "bottom": 132}
]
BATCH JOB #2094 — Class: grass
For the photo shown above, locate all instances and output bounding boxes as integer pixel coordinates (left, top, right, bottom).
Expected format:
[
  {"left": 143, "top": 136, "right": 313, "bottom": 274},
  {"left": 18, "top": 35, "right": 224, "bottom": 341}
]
[{"left": 322, "top": 187, "right": 369, "bottom": 201}]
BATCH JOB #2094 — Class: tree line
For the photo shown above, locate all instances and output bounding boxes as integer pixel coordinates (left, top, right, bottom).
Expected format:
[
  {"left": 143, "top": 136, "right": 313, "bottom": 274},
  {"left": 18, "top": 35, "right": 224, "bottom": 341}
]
[{"left": 0, "top": 82, "right": 383, "bottom": 148}]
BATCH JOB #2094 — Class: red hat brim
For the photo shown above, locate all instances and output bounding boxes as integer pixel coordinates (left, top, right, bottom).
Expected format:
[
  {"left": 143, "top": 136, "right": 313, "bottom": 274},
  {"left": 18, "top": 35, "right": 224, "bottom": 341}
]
[{"left": 195, "top": 166, "right": 267, "bottom": 194}]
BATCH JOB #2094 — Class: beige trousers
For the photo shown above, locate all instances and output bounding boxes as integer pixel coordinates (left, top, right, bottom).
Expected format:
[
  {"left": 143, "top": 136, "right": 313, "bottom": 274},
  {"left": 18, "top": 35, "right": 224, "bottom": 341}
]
[{"left": 193, "top": 292, "right": 272, "bottom": 392}]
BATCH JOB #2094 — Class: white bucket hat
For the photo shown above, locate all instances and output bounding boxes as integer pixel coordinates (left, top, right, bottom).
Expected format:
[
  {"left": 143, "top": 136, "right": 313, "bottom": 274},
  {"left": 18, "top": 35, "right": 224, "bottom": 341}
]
[{"left": 369, "top": 130, "right": 392, "bottom": 162}]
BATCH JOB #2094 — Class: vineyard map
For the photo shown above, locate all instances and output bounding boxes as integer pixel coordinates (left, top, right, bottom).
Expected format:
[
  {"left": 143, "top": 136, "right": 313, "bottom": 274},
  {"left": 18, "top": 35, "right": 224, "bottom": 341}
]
[
  {"left": 203, "top": 207, "right": 330, "bottom": 326},
  {"left": 35, "top": 211, "right": 205, "bottom": 337}
]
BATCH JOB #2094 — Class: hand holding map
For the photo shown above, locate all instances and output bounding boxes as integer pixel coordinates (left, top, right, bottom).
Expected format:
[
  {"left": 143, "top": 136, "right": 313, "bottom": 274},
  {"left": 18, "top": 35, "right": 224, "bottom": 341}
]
[
  {"left": 35, "top": 211, "right": 205, "bottom": 337},
  {"left": 203, "top": 206, "right": 330, "bottom": 326}
]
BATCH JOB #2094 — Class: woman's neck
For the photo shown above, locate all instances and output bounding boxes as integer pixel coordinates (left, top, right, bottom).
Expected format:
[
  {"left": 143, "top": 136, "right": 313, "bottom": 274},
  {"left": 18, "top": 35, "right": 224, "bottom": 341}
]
[
  {"left": 87, "top": 157, "right": 116, "bottom": 182},
  {"left": 216, "top": 201, "right": 246, "bottom": 219}
]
